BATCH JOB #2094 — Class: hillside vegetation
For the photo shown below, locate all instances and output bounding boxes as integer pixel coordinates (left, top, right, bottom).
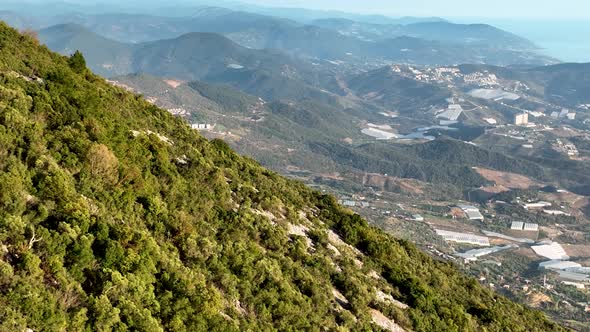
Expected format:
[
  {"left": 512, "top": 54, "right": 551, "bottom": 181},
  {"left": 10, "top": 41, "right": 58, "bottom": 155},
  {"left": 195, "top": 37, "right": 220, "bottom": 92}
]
[{"left": 0, "top": 23, "right": 564, "bottom": 331}]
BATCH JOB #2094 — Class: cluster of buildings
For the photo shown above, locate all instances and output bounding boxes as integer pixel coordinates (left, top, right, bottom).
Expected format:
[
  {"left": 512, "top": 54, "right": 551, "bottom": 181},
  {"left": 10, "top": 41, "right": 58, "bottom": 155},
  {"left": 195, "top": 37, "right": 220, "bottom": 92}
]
[
  {"left": 462, "top": 71, "right": 499, "bottom": 86},
  {"left": 338, "top": 197, "right": 371, "bottom": 209},
  {"left": 519, "top": 201, "right": 572, "bottom": 216},
  {"left": 106, "top": 79, "right": 134, "bottom": 92},
  {"left": 424, "top": 195, "right": 590, "bottom": 293},
  {"left": 552, "top": 139, "right": 579, "bottom": 157},
  {"left": 434, "top": 67, "right": 461, "bottom": 75},
  {"left": 388, "top": 65, "right": 500, "bottom": 87},
  {"left": 550, "top": 108, "right": 576, "bottom": 120},
  {"left": 510, "top": 221, "right": 539, "bottom": 232},
  {"left": 535, "top": 243, "right": 590, "bottom": 289},
  {"left": 168, "top": 108, "right": 189, "bottom": 117},
  {"left": 145, "top": 96, "right": 158, "bottom": 104}
]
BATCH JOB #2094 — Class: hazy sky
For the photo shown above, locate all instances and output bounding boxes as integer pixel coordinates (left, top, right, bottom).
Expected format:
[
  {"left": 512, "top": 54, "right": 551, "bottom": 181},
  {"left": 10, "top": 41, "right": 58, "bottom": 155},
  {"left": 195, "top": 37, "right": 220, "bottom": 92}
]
[{"left": 240, "top": 0, "right": 590, "bottom": 18}]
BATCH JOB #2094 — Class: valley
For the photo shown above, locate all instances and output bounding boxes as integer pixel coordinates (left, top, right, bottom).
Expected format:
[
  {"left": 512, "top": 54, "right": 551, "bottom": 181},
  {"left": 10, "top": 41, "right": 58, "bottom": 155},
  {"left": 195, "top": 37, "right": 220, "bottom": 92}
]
[{"left": 106, "top": 61, "right": 590, "bottom": 327}]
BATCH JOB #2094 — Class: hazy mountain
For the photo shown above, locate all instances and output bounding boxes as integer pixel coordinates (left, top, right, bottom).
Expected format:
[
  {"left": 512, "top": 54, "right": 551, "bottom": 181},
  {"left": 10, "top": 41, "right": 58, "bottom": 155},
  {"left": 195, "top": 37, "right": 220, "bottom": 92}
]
[
  {"left": 22, "top": 6, "right": 556, "bottom": 67},
  {"left": 226, "top": 4, "right": 448, "bottom": 25},
  {"left": 36, "top": 19, "right": 556, "bottom": 83},
  {"left": 401, "top": 22, "right": 537, "bottom": 49},
  {"left": 130, "top": 32, "right": 295, "bottom": 80},
  {"left": 37, "top": 23, "right": 292, "bottom": 78},
  {"left": 0, "top": 10, "right": 41, "bottom": 30},
  {"left": 39, "top": 23, "right": 133, "bottom": 75},
  {"left": 312, "top": 19, "right": 538, "bottom": 50},
  {"left": 37, "top": 23, "right": 341, "bottom": 104}
]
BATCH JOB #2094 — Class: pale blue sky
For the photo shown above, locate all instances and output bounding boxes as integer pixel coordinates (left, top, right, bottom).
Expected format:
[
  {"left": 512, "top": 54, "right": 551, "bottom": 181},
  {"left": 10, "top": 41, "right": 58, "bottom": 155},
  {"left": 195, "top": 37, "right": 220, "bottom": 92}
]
[{"left": 241, "top": 0, "right": 590, "bottom": 18}]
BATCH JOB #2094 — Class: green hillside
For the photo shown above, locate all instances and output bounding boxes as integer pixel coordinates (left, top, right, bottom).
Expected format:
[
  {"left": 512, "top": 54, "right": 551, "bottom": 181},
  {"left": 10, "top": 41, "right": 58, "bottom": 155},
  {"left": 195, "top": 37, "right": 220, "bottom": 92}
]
[
  {"left": 526, "top": 63, "right": 590, "bottom": 106},
  {"left": 0, "top": 23, "right": 564, "bottom": 331}
]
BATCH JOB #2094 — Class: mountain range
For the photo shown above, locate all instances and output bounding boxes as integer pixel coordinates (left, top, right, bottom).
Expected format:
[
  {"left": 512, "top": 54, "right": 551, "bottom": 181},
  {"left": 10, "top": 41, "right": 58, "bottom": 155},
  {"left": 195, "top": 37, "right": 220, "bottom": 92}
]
[
  {"left": 0, "top": 21, "right": 566, "bottom": 331},
  {"left": 36, "top": 21, "right": 579, "bottom": 113},
  {"left": 311, "top": 19, "right": 537, "bottom": 49},
  {"left": 5, "top": 5, "right": 558, "bottom": 66},
  {"left": 38, "top": 23, "right": 342, "bottom": 104}
]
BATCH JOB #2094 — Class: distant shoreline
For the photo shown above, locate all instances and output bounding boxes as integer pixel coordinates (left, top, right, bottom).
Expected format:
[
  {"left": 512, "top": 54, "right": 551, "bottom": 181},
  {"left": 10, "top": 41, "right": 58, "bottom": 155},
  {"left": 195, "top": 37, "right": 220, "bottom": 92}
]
[
  {"left": 453, "top": 17, "right": 590, "bottom": 63},
  {"left": 537, "top": 41, "right": 590, "bottom": 63}
]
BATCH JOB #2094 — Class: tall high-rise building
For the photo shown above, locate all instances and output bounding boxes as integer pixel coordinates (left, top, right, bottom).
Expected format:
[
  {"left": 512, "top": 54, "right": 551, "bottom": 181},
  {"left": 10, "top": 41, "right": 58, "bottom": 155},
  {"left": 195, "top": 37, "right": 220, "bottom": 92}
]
[{"left": 514, "top": 113, "right": 529, "bottom": 126}]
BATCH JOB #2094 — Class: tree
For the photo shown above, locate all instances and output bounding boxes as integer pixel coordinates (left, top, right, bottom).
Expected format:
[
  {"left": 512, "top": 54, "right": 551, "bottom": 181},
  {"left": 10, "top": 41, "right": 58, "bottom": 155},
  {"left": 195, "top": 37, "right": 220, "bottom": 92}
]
[
  {"left": 20, "top": 29, "right": 39, "bottom": 45},
  {"left": 68, "top": 51, "right": 87, "bottom": 74},
  {"left": 86, "top": 144, "right": 119, "bottom": 185}
]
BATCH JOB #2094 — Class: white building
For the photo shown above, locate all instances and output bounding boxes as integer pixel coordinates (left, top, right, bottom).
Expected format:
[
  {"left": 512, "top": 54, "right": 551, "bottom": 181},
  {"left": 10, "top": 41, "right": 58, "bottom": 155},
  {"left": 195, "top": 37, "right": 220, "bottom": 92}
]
[
  {"left": 558, "top": 271, "right": 590, "bottom": 289},
  {"left": 168, "top": 108, "right": 189, "bottom": 116},
  {"left": 543, "top": 210, "right": 570, "bottom": 216},
  {"left": 436, "top": 104, "right": 463, "bottom": 121},
  {"left": 436, "top": 229, "right": 490, "bottom": 246},
  {"left": 559, "top": 108, "right": 570, "bottom": 118},
  {"left": 539, "top": 260, "right": 581, "bottom": 270},
  {"left": 558, "top": 270, "right": 590, "bottom": 282},
  {"left": 512, "top": 221, "right": 539, "bottom": 231},
  {"left": 532, "top": 242, "right": 569, "bottom": 260},
  {"left": 566, "top": 267, "right": 590, "bottom": 274},
  {"left": 361, "top": 128, "right": 398, "bottom": 140},
  {"left": 523, "top": 201, "right": 552, "bottom": 210},
  {"left": 456, "top": 245, "right": 515, "bottom": 261},
  {"left": 458, "top": 204, "right": 484, "bottom": 220},
  {"left": 514, "top": 113, "right": 529, "bottom": 126},
  {"left": 528, "top": 111, "right": 545, "bottom": 118}
]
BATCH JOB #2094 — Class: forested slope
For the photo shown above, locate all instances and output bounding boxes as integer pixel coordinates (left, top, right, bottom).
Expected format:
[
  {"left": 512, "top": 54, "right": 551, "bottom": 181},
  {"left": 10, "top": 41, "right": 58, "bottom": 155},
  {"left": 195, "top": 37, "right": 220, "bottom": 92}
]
[{"left": 0, "top": 23, "right": 563, "bottom": 331}]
